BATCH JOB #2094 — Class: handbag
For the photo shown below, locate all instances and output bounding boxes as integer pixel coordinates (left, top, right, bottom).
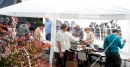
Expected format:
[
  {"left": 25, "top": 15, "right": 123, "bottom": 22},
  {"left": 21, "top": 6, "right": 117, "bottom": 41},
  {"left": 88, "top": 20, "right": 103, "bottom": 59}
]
[
  {"left": 67, "top": 51, "right": 77, "bottom": 61},
  {"left": 106, "top": 38, "right": 121, "bottom": 67}
]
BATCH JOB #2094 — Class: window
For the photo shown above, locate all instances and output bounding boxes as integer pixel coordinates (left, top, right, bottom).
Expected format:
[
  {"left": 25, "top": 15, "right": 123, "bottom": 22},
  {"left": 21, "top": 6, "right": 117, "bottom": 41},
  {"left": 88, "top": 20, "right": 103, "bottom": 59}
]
[
  {"left": 56, "top": 20, "right": 62, "bottom": 31},
  {"left": 64, "top": 21, "right": 70, "bottom": 26},
  {"left": 111, "top": 23, "right": 122, "bottom": 38},
  {"left": 89, "top": 22, "right": 101, "bottom": 39},
  {"left": 89, "top": 20, "right": 122, "bottom": 40},
  {"left": 71, "top": 21, "right": 76, "bottom": 27}
]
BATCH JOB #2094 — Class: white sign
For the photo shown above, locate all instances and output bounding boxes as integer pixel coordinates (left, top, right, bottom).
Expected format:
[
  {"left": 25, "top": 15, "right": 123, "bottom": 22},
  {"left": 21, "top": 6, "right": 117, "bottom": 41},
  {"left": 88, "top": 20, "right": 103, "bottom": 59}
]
[{"left": 78, "top": 52, "right": 87, "bottom": 61}]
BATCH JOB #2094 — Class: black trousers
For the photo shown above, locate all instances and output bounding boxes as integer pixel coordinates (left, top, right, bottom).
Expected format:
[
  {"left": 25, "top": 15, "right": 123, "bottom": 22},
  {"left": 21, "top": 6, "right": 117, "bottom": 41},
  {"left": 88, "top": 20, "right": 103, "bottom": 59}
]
[
  {"left": 55, "top": 52, "right": 65, "bottom": 67},
  {"left": 64, "top": 50, "right": 69, "bottom": 67},
  {"left": 105, "top": 52, "right": 121, "bottom": 67}
]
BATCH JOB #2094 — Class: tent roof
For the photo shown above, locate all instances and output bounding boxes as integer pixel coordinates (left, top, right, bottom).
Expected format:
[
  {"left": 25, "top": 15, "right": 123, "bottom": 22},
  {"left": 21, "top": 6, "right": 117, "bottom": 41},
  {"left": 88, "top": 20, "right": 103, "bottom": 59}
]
[{"left": 0, "top": 0, "right": 130, "bottom": 19}]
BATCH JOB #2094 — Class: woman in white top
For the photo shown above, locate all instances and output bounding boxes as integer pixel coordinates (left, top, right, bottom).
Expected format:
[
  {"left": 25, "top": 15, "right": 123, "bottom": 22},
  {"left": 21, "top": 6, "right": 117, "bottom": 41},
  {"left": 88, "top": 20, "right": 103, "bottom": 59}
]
[{"left": 63, "top": 26, "right": 80, "bottom": 67}]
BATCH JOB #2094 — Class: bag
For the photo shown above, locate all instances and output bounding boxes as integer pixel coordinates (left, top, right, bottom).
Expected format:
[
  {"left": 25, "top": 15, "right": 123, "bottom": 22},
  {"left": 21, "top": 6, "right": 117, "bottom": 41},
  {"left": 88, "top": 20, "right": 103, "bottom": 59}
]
[{"left": 67, "top": 51, "right": 77, "bottom": 61}]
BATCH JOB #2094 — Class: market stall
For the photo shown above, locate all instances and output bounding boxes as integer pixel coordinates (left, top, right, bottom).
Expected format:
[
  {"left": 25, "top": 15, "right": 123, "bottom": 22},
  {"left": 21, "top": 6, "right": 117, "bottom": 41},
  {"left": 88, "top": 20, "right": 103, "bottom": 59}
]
[{"left": 0, "top": 0, "right": 130, "bottom": 67}]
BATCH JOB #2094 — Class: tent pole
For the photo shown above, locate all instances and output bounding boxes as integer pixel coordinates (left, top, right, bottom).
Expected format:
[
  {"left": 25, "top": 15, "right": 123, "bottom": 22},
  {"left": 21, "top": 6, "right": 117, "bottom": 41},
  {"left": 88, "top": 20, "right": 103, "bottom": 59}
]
[{"left": 49, "top": 14, "right": 56, "bottom": 67}]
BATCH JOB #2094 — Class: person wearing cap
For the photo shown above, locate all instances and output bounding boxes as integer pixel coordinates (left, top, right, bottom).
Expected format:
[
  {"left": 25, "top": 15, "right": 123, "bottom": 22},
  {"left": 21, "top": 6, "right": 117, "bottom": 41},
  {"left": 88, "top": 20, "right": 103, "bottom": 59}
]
[{"left": 73, "top": 24, "right": 84, "bottom": 39}]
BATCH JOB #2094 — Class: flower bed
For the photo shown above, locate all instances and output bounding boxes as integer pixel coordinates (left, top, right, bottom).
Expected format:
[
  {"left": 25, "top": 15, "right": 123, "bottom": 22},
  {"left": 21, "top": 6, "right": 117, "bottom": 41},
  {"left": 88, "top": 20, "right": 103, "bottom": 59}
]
[{"left": 0, "top": 36, "right": 51, "bottom": 67}]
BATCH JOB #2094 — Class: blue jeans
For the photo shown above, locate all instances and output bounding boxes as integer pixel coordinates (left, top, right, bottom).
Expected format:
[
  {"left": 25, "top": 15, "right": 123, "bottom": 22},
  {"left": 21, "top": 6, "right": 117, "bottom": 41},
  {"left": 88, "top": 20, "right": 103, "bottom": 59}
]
[
  {"left": 46, "top": 33, "right": 51, "bottom": 41},
  {"left": 105, "top": 52, "right": 121, "bottom": 67}
]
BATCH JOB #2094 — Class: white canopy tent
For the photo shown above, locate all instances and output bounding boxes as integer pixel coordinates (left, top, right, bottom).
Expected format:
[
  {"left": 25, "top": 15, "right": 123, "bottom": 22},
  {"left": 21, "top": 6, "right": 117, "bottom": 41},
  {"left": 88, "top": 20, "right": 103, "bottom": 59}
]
[
  {"left": 0, "top": 0, "right": 130, "bottom": 19},
  {"left": 0, "top": 0, "right": 130, "bottom": 66}
]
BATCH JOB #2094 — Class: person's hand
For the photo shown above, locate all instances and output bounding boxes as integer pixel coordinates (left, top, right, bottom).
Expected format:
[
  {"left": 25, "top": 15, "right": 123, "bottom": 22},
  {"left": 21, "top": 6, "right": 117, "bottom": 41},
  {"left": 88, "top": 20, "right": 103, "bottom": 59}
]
[
  {"left": 36, "top": 38, "right": 39, "bottom": 41},
  {"left": 60, "top": 52, "right": 63, "bottom": 58},
  {"left": 73, "top": 35, "right": 77, "bottom": 38},
  {"left": 123, "top": 40, "right": 126, "bottom": 44},
  {"left": 84, "top": 40, "right": 88, "bottom": 44},
  {"left": 77, "top": 37, "right": 81, "bottom": 40}
]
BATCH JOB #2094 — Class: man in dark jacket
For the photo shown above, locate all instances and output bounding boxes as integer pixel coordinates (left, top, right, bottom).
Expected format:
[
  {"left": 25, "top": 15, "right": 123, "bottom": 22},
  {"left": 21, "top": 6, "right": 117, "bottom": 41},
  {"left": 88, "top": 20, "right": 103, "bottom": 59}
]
[{"left": 17, "top": 22, "right": 31, "bottom": 37}]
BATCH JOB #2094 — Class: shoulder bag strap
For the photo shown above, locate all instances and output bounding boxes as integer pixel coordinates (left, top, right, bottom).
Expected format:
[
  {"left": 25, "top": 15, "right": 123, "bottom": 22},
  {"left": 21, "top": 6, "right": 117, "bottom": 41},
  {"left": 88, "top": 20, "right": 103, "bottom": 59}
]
[{"left": 106, "top": 38, "right": 111, "bottom": 55}]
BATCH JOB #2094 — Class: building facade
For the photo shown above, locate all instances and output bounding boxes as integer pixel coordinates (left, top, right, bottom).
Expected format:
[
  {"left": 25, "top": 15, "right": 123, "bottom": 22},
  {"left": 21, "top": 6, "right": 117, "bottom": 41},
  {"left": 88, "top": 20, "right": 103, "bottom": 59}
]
[{"left": 0, "top": 0, "right": 42, "bottom": 31}]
